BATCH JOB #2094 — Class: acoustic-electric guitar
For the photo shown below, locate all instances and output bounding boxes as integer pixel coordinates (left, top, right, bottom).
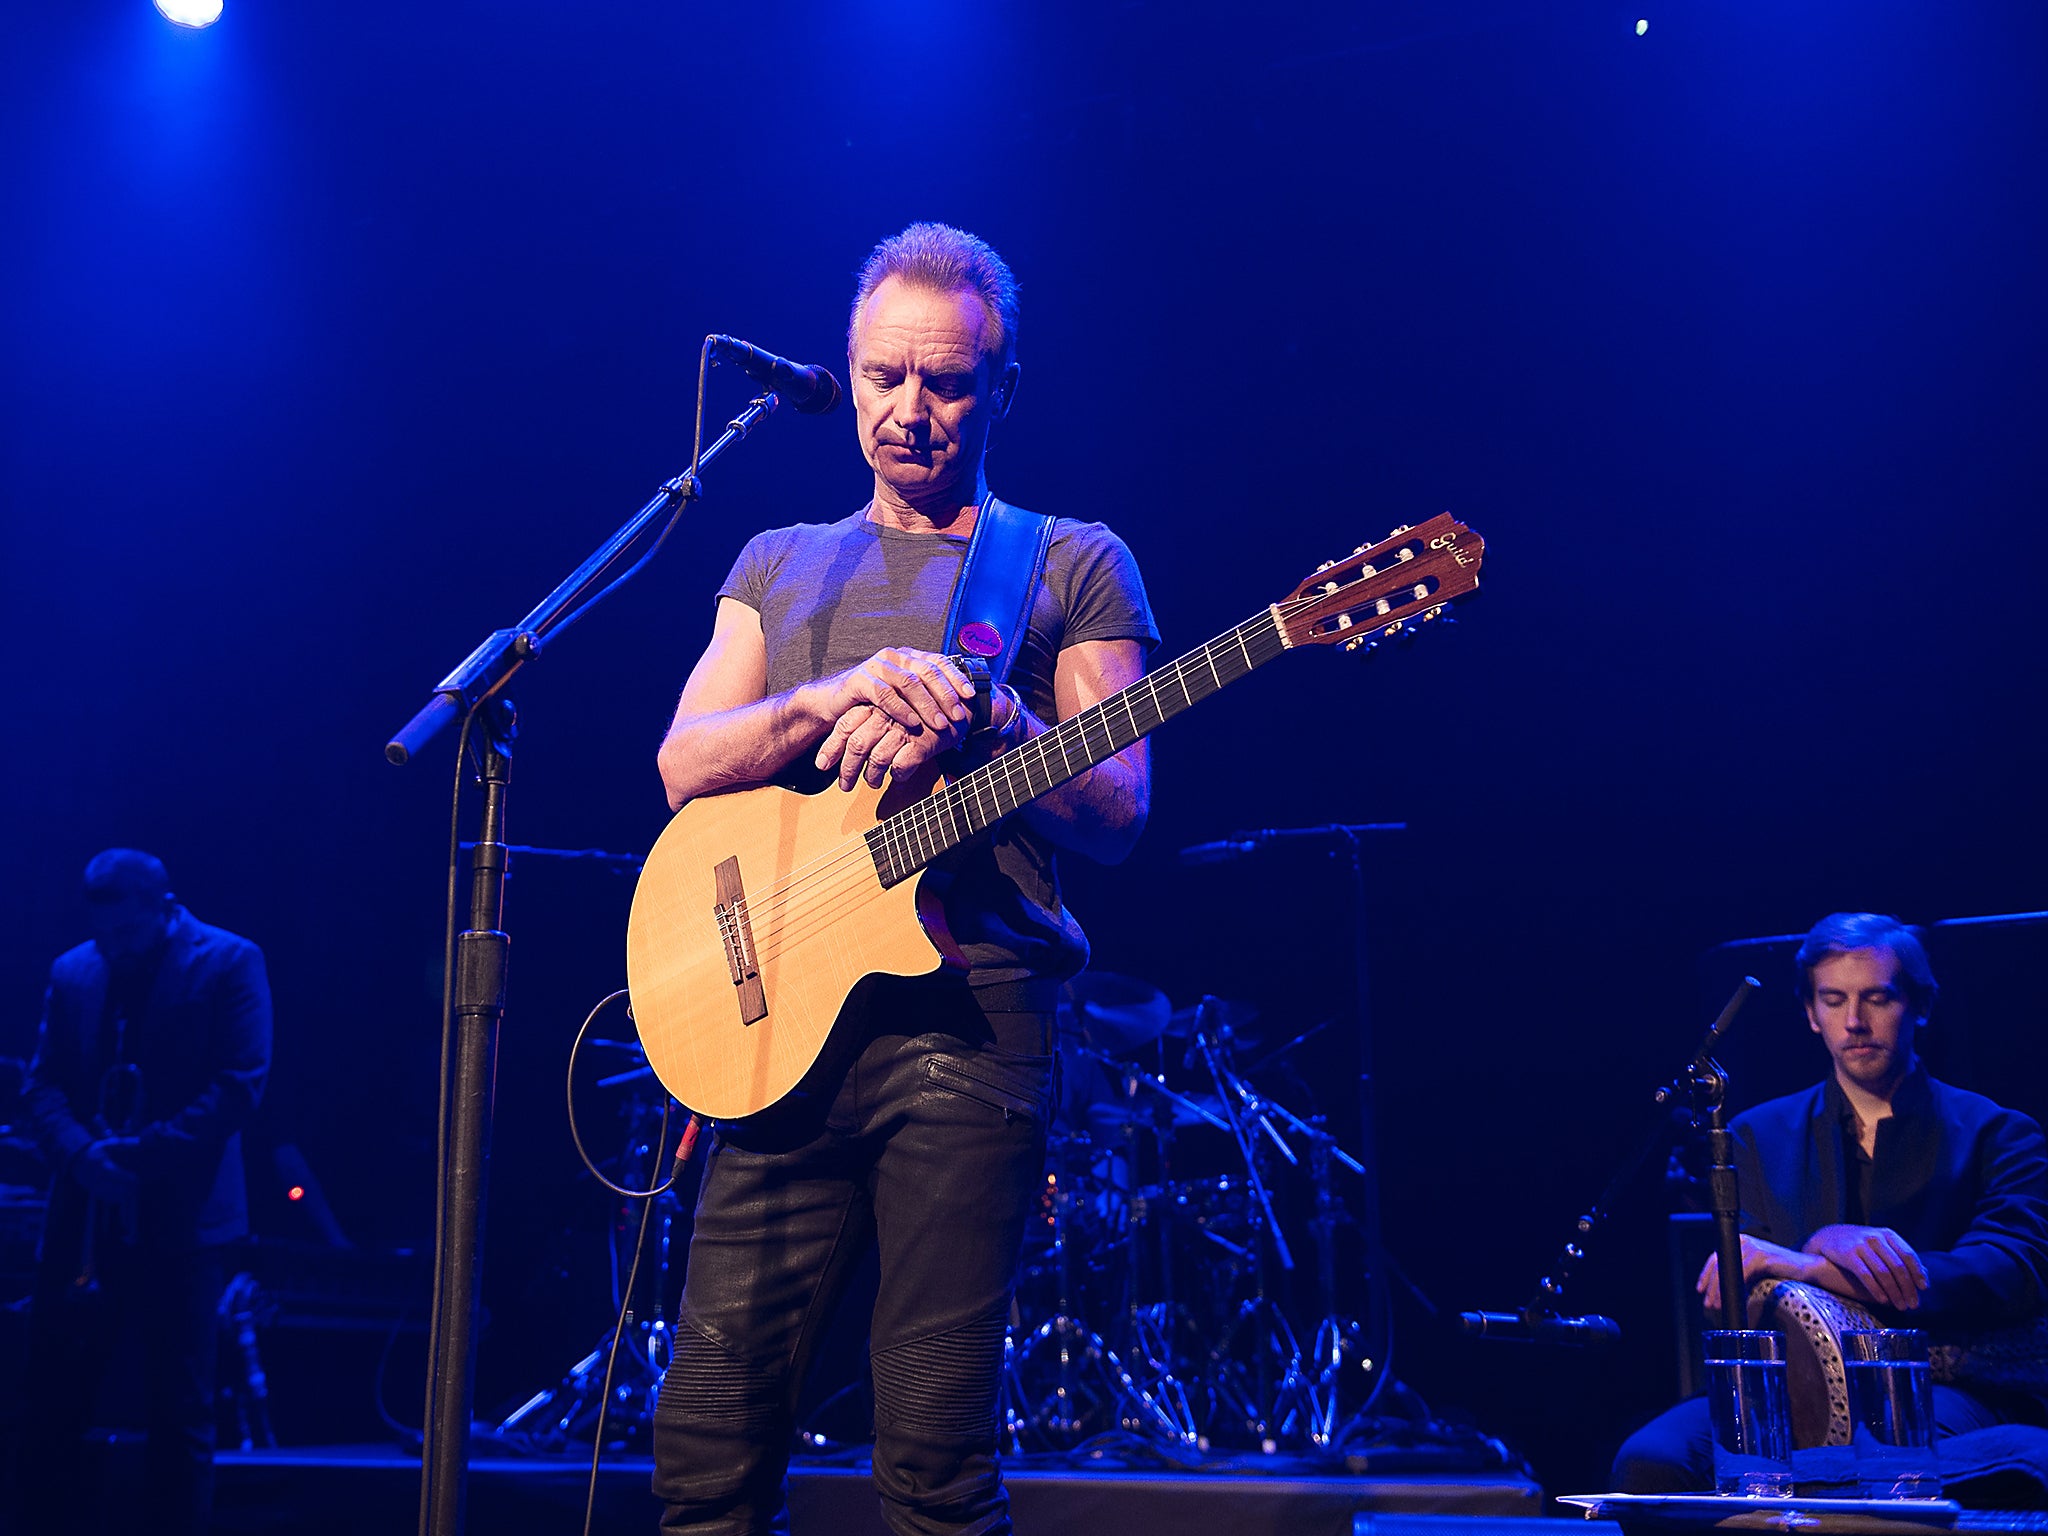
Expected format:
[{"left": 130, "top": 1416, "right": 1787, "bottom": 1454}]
[{"left": 626, "top": 512, "right": 1485, "bottom": 1120}]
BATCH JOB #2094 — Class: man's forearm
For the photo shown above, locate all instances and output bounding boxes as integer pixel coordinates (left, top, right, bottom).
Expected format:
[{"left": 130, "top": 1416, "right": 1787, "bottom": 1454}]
[
  {"left": 1006, "top": 701, "right": 1148, "bottom": 864},
  {"left": 659, "top": 685, "right": 831, "bottom": 810}
]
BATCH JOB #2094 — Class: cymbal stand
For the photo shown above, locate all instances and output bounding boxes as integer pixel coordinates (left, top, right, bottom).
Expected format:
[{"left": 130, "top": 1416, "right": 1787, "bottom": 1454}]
[
  {"left": 1100, "top": 1061, "right": 1198, "bottom": 1448},
  {"left": 1002, "top": 1146, "right": 1112, "bottom": 1449},
  {"left": 1186, "top": 1007, "right": 1293, "bottom": 1274},
  {"left": 1185, "top": 1005, "right": 1302, "bottom": 1444},
  {"left": 1283, "top": 1117, "right": 1366, "bottom": 1450}
]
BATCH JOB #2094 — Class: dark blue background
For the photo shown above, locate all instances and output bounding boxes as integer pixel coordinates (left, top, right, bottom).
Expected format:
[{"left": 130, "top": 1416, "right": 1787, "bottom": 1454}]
[{"left": 5, "top": 0, "right": 2044, "bottom": 1491}]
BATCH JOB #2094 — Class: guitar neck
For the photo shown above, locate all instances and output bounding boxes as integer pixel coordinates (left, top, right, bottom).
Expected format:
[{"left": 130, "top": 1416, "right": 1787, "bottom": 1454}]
[{"left": 867, "top": 606, "right": 1289, "bottom": 886}]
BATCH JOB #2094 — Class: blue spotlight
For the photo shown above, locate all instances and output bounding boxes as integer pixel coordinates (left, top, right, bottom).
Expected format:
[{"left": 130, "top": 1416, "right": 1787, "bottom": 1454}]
[{"left": 154, "top": 0, "right": 223, "bottom": 27}]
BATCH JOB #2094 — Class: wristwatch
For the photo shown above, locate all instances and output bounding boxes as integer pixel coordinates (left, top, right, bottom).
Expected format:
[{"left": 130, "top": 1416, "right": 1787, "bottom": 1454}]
[{"left": 989, "top": 683, "right": 1026, "bottom": 742}]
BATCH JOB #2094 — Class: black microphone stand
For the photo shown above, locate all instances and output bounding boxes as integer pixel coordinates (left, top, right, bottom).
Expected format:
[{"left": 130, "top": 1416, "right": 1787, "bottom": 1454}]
[
  {"left": 385, "top": 383, "right": 783, "bottom": 1536},
  {"left": 1458, "top": 976, "right": 1757, "bottom": 1344},
  {"left": 1661, "top": 978, "right": 1759, "bottom": 1328}
]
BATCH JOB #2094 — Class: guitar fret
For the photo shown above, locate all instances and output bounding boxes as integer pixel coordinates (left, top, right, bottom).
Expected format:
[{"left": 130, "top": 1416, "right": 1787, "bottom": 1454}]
[{"left": 877, "top": 604, "right": 1302, "bottom": 883}]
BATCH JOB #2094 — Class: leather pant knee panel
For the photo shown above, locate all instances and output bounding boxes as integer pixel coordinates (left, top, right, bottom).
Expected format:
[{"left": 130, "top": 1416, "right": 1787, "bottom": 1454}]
[{"left": 871, "top": 1311, "right": 1008, "bottom": 1443}]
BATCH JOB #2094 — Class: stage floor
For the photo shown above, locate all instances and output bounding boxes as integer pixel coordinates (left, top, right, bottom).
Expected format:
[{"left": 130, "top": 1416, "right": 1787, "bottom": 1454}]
[{"left": 210, "top": 1444, "right": 1546, "bottom": 1535}]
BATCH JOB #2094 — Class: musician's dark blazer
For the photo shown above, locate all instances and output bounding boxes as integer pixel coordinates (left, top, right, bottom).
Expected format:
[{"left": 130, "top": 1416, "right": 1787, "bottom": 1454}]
[
  {"left": 1734, "top": 1065, "right": 2048, "bottom": 1332},
  {"left": 22, "top": 908, "right": 272, "bottom": 1249}
]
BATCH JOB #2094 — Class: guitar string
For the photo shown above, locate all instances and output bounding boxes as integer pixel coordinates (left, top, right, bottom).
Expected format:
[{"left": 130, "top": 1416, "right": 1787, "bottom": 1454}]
[
  {"left": 726, "top": 610, "right": 1288, "bottom": 941},
  {"left": 719, "top": 561, "right": 1442, "bottom": 935},
  {"left": 728, "top": 615, "right": 1264, "bottom": 923},
  {"left": 723, "top": 595, "right": 1321, "bottom": 938},
  {"left": 732, "top": 594, "right": 1441, "bottom": 972}
]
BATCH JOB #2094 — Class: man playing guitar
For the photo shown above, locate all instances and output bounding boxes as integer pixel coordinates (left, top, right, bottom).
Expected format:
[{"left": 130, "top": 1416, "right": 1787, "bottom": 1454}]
[{"left": 649, "top": 222, "right": 1156, "bottom": 1535}]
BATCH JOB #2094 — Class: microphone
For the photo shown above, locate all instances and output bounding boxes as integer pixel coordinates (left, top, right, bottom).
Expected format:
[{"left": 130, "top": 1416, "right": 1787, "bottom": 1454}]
[
  {"left": 1458, "top": 1309, "right": 1622, "bottom": 1348},
  {"left": 708, "top": 334, "right": 842, "bottom": 415},
  {"left": 1179, "top": 839, "right": 1258, "bottom": 865},
  {"left": 1178, "top": 824, "right": 1409, "bottom": 864}
]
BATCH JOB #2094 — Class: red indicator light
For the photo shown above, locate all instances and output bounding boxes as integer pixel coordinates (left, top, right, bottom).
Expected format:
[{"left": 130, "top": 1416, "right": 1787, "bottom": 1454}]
[{"left": 286, "top": 1185, "right": 305, "bottom": 1202}]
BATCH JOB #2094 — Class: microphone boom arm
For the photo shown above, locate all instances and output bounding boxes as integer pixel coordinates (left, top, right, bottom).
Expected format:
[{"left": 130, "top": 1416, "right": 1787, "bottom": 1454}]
[{"left": 385, "top": 384, "right": 781, "bottom": 764}]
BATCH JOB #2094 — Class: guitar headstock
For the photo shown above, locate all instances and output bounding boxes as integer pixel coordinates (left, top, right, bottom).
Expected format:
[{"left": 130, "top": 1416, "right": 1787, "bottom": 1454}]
[{"left": 1277, "top": 512, "right": 1484, "bottom": 653}]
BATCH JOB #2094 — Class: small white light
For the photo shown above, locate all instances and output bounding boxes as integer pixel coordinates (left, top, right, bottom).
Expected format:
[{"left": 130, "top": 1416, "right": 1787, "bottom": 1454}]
[
  {"left": 155, "top": 0, "right": 224, "bottom": 27},
  {"left": 1635, "top": 18, "right": 1649, "bottom": 35}
]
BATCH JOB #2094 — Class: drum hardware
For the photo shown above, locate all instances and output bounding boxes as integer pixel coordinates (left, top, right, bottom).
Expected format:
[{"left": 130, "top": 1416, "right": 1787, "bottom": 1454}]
[
  {"left": 1010, "top": 988, "right": 1402, "bottom": 1457},
  {"left": 1001, "top": 1134, "right": 1124, "bottom": 1449},
  {"left": 1060, "top": 972, "right": 1172, "bottom": 1056},
  {"left": 497, "top": 1053, "right": 682, "bottom": 1451}
]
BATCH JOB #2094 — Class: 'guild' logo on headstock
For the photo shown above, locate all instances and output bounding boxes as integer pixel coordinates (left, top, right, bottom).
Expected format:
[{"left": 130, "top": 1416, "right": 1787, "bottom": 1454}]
[{"left": 1429, "top": 531, "right": 1477, "bottom": 568}]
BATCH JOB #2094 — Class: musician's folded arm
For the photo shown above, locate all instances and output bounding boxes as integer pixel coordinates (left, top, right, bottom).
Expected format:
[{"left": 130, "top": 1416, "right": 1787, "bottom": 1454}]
[
  {"left": 1012, "top": 637, "right": 1151, "bottom": 865},
  {"left": 658, "top": 599, "right": 809, "bottom": 809},
  {"left": 659, "top": 688, "right": 834, "bottom": 811}
]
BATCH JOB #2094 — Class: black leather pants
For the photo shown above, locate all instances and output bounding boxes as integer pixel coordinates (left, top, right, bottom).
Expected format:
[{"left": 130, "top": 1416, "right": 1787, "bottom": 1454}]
[{"left": 652, "top": 972, "right": 1054, "bottom": 1536}]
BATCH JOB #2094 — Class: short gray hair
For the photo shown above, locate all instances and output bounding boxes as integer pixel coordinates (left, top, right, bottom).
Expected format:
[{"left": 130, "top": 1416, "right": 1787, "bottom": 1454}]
[
  {"left": 848, "top": 222, "right": 1020, "bottom": 371},
  {"left": 84, "top": 847, "right": 171, "bottom": 901}
]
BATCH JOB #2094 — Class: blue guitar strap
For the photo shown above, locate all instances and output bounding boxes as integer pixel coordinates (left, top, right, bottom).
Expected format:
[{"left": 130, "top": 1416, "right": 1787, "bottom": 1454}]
[{"left": 942, "top": 492, "right": 1054, "bottom": 690}]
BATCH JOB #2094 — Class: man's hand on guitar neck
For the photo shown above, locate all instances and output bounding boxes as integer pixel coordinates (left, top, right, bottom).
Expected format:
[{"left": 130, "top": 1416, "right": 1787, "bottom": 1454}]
[{"left": 811, "top": 648, "right": 979, "bottom": 790}]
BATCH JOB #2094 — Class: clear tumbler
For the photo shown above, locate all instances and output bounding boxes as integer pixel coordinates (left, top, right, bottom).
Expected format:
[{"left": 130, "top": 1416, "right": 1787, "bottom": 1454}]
[
  {"left": 1842, "top": 1329, "right": 1941, "bottom": 1498},
  {"left": 1705, "top": 1329, "right": 1793, "bottom": 1497}
]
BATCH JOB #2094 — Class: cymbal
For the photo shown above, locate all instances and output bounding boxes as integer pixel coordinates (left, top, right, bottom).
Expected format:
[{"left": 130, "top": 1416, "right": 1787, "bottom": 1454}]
[
  {"left": 1164, "top": 996, "right": 1261, "bottom": 1041},
  {"left": 1060, "top": 971, "right": 1170, "bottom": 1055},
  {"left": 1086, "top": 1093, "right": 1230, "bottom": 1131}
]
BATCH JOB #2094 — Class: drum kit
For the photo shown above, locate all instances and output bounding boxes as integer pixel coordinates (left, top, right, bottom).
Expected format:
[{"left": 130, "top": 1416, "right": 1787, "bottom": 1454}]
[
  {"left": 498, "top": 961, "right": 1384, "bottom": 1461},
  {"left": 1000, "top": 973, "right": 1381, "bottom": 1456}
]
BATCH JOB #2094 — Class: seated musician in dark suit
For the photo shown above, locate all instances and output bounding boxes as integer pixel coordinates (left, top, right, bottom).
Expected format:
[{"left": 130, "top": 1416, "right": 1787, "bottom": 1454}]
[
  {"left": 15, "top": 849, "right": 272, "bottom": 1536},
  {"left": 1613, "top": 912, "right": 2048, "bottom": 1490}
]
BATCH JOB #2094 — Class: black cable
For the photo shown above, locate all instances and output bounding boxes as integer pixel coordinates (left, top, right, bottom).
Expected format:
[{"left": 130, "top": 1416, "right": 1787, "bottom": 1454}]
[
  {"left": 542, "top": 505, "right": 688, "bottom": 644},
  {"left": 540, "top": 338, "right": 715, "bottom": 645},
  {"left": 565, "top": 989, "right": 680, "bottom": 1200},
  {"left": 579, "top": 1096, "right": 670, "bottom": 1536}
]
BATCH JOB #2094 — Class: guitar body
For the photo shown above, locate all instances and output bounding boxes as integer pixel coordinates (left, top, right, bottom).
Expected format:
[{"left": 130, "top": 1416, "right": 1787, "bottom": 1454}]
[{"left": 626, "top": 771, "right": 959, "bottom": 1120}]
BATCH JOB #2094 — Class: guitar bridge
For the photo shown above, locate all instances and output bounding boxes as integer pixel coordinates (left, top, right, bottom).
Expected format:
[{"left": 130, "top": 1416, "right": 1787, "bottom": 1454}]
[{"left": 712, "top": 856, "right": 768, "bottom": 1026}]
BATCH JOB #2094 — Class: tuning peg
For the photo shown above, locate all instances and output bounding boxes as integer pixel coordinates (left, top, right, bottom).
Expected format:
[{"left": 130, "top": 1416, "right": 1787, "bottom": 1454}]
[
  {"left": 1387, "top": 525, "right": 1412, "bottom": 538},
  {"left": 1316, "top": 558, "right": 1337, "bottom": 573}
]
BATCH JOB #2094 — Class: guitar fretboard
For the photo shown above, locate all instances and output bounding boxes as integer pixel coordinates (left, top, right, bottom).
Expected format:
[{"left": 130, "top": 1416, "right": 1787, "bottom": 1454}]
[{"left": 865, "top": 606, "right": 1290, "bottom": 887}]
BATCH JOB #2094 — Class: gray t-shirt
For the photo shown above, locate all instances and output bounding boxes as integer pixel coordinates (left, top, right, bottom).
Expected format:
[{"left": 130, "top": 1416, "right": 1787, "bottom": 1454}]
[{"left": 716, "top": 505, "right": 1159, "bottom": 984}]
